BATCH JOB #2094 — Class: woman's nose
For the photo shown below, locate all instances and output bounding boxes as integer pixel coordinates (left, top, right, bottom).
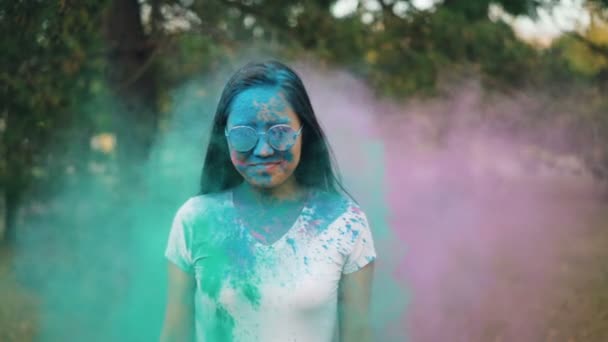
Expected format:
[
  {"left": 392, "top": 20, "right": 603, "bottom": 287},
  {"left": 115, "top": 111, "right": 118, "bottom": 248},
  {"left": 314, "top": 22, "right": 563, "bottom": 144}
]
[{"left": 252, "top": 135, "right": 274, "bottom": 157}]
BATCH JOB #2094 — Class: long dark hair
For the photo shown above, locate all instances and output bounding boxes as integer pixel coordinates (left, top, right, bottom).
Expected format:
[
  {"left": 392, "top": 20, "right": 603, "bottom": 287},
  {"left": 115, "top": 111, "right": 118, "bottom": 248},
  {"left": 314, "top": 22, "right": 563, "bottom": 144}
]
[{"left": 199, "top": 60, "right": 349, "bottom": 197}]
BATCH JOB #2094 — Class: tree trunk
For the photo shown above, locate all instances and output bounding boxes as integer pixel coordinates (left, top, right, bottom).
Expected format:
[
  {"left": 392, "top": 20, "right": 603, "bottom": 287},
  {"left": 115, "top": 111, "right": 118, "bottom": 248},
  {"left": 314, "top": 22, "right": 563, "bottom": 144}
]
[
  {"left": 2, "top": 188, "right": 19, "bottom": 245},
  {"left": 103, "top": 0, "right": 159, "bottom": 188},
  {"left": 0, "top": 190, "right": 5, "bottom": 243}
]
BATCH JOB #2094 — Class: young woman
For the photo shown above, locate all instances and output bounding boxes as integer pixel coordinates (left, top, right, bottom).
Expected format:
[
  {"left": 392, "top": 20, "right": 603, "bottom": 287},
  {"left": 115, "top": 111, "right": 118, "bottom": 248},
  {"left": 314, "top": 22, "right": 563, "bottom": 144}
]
[{"left": 161, "top": 61, "right": 376, "bottom": 342}]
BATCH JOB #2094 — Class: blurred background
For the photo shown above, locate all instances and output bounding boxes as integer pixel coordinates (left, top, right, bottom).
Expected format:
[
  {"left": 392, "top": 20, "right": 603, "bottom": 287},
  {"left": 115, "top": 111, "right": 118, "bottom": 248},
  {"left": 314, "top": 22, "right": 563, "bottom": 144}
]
[{"left": 1, "top": 0, "right": 608, "bottom": 341}]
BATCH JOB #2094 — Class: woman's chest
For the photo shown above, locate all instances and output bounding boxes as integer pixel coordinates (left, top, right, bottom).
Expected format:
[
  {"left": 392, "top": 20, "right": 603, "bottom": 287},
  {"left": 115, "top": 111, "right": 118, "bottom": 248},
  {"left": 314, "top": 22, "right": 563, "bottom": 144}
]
[
  {"left": 195, "top": 240, "right": 344, "bottom": 316},
  {"left": 236, "top": 203, "right": 304, "bottom": 246},
  {"left": 193, "top": 228, "right": 346, "bottom": 302}
]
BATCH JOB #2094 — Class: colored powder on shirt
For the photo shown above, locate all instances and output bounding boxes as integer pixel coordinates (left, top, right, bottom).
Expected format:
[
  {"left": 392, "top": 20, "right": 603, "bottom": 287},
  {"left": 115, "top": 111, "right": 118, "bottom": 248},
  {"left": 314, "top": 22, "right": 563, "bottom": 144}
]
[{"left": 286, "top": 237, "right": 297, "bottom": 254}]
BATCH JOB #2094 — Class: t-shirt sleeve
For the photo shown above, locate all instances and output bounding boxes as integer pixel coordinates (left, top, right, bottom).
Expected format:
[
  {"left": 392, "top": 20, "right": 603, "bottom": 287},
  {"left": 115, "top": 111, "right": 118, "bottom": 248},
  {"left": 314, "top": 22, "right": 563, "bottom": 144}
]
[
  {"left": 164, "top": 200, "right": 194, "bottom": 274},
  {"left": 342, "top": 207, "right": 377, "bottom": 275}
]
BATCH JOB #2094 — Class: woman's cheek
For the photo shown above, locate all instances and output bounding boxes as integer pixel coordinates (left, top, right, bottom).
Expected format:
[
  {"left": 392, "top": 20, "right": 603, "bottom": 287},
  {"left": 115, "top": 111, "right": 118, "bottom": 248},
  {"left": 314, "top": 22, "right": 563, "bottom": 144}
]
[
  {"left": 230, "top": 150, "right": 248, "bottom": 172},
  {"left": 282, "top": 147, "right": 300, "bottom": 171}
]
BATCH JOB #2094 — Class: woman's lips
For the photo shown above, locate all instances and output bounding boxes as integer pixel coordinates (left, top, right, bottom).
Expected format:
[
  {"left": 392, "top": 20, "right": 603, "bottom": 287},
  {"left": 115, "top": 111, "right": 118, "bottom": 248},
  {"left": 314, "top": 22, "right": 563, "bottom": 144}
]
[
  {"left": 248, "top": 161, "right": 282, "bottom": 170},
  {"left": 249, "top": 161, "right": 281, "bottom": 166}
]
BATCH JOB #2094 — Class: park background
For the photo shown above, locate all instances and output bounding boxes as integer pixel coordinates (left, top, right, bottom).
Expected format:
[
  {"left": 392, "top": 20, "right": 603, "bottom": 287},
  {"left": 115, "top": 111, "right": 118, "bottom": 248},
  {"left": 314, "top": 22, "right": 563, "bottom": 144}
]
[{"left": 2, "top": 0, "right": 608, "bottom": 341}]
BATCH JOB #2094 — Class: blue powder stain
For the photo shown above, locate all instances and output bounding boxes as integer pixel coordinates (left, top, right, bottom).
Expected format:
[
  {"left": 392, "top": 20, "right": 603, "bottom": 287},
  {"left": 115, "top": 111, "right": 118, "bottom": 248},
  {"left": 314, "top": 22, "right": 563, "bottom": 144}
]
[
  {"left": 350, "top": 229, "right": 360, "bottom": 242},
  {"left": 303, "top": 192, "right": 349, "bottom": 234},
  {"left": 283, "top": 150, "right": 294, "bottom": 162},
  {"left": 228, "top": 86, "right": 288, "bottom": 125},
  {"left": 286, "top": 237, "right": 297, "bottom": 254},
  {"left": 322, "top": 244, "right": 328, "bottom": 250},
  {"left": 303, "top": 256, "right": 309, "bottom": 266}
]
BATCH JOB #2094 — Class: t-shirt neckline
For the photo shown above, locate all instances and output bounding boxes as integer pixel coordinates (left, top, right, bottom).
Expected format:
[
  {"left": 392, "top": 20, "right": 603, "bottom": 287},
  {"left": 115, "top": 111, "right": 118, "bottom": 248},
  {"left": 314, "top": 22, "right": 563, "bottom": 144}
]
[{"left": 228, "top": 188, "right": 314, "bottom": 248}]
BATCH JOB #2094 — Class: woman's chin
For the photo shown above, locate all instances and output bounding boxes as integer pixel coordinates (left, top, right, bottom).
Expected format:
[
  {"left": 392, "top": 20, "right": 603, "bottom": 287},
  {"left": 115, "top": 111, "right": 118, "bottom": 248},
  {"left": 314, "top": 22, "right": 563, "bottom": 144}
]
[
  {"left": 248, "top": 179, "right": 280, "bottom": 189},
  {"left": 244, "top": 174, "right": 289, "bottom": 190}
]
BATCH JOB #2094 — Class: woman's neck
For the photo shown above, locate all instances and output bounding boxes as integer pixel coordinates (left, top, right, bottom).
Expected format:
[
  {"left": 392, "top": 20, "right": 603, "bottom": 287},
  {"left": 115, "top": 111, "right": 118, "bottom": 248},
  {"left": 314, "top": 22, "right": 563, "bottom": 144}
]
[{"left": 235, "top": 178, "right": 307, "bottom": 206}]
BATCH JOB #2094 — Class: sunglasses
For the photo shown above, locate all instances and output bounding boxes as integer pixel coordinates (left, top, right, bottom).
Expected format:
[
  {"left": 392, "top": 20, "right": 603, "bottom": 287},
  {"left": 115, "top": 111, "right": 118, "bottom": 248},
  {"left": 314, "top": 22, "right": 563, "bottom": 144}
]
[{"left": 225, "top": 124, "right": 303, "bottom": 152}]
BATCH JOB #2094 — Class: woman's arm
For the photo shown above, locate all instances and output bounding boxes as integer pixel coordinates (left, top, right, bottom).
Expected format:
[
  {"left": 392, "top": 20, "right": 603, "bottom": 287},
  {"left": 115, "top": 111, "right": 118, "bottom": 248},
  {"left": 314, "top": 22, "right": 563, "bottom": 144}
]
[
  {"left": 338, "top": 261, "right": 375, "bottom": 342},
  {"left": 160, "top": 262, "right": 195, "bottom": 342}
]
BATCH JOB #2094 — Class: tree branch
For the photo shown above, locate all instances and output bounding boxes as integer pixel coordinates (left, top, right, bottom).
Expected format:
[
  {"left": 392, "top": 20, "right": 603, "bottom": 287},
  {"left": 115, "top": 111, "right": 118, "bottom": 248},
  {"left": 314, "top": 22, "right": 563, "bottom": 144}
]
[
  {"left": 118, "top": 36, "right": 170, "bottom": 89},
  {"left": 569, "top": 31, "right": 608, "bottom": 59}
]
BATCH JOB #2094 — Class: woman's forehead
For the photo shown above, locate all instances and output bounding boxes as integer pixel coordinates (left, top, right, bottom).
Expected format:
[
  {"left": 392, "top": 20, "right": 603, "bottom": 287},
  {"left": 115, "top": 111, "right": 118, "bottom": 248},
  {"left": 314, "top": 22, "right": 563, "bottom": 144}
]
[{"left": 228, "top": 86, "right": 297, "bottom": 125}]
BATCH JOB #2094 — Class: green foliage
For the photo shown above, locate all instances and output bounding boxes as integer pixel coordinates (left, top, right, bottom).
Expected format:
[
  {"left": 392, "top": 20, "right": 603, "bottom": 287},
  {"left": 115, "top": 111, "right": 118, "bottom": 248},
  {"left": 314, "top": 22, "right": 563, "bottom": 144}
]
[
  {"left": 0, "top": 0, "right": 111, "bottom": 243},
  {"left": 441, "top": 0, "right": 494, "bottom": 20},
  {"left": 440, "top": 0, "right": 541, "bottom": 20},
  {"left": 592, "top": 0, "right": 608, "bottom": 7},
  {"left": 498, "top": 0, "right": 542, "bottom": 17}
]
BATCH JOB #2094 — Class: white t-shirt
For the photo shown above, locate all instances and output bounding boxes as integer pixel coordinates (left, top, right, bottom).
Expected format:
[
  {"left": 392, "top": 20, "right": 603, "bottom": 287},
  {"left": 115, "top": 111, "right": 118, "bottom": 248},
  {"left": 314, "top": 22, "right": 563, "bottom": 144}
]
[{"left": 165, "top": 189, "right": 377, "bottom": 342}]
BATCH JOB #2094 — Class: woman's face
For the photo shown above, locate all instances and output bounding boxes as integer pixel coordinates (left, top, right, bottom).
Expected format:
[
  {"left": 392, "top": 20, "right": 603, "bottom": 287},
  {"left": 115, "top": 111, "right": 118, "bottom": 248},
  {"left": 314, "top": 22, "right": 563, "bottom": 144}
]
[{"left": 226, "top": 86, "right": 302, "bottom": 189}]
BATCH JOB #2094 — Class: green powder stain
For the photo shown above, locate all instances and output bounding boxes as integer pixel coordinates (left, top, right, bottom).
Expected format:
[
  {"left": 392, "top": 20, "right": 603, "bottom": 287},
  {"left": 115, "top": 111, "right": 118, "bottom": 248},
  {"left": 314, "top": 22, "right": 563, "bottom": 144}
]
[
  {"left": 286, "top": 237, "right": 297, "bottom": 254},
  {"left": 205, "top": 305, "right": 235, "bottom": 341},
  {"left": 241, "top": 282, "right": 261, "bottom": 307},
  {"left": 189, "top": 196, "right": 264, "bottom": 341}
]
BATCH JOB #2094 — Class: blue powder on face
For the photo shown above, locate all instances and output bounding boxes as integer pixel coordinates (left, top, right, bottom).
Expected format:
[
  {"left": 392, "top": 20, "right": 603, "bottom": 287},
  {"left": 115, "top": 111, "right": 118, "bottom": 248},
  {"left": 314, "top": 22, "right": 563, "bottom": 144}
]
[
  {"left": 226, "top": 86, "right": 301, "bottom": 190},
  {"left": 228, "top": 86, "right": 289, "bottom": 126},
  {"left": 283, "top": 150, "right": 295, "bottom": 162}
]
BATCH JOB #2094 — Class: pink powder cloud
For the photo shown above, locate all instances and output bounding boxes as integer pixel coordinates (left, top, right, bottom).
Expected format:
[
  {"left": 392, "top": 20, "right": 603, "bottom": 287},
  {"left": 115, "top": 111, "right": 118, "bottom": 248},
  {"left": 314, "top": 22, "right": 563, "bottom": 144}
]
[{"left": 298, "top": 63, "right": 602, "bottom": 341}]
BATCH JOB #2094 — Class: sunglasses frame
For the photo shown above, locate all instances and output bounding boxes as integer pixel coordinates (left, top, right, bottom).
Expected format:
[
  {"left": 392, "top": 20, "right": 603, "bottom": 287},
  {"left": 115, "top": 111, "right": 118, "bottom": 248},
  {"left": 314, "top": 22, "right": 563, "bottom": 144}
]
[{"left": 224, "top": 124, "right": 303, "bottom": 152}]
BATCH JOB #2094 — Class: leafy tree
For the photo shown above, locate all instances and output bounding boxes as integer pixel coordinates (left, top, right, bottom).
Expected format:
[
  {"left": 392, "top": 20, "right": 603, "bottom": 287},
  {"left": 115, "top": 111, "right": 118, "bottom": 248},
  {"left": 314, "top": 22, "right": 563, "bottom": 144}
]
[
  {"left": 547, "top": 9, "right": 608, "bottom": 181},
  {"left": 0, "top": 1, "right": 107, "bottom": 243}
]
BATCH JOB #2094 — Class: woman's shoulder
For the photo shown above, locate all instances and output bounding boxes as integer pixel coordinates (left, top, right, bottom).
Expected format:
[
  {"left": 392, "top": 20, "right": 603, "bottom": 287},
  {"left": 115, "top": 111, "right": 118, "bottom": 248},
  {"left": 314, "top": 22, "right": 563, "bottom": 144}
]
[
  {"left": 307, "top": 188, "right": 364, "bottom": 223},
  {"left": 174, "top": 191, "right": 232, "bottom": 223},
  {"left": 310, "top": 188, "right": 359, "bottom": 210}
]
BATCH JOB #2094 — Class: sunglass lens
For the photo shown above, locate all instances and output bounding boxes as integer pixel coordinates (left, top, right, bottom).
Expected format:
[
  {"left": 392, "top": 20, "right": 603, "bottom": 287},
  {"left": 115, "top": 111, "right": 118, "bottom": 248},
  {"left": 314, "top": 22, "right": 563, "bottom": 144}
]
[
  {"left": 228, "top": 127, "right": 257, "bottom": 152},
  {"left": 268, "top": 125, "right": 297, "bottom": 151}
]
